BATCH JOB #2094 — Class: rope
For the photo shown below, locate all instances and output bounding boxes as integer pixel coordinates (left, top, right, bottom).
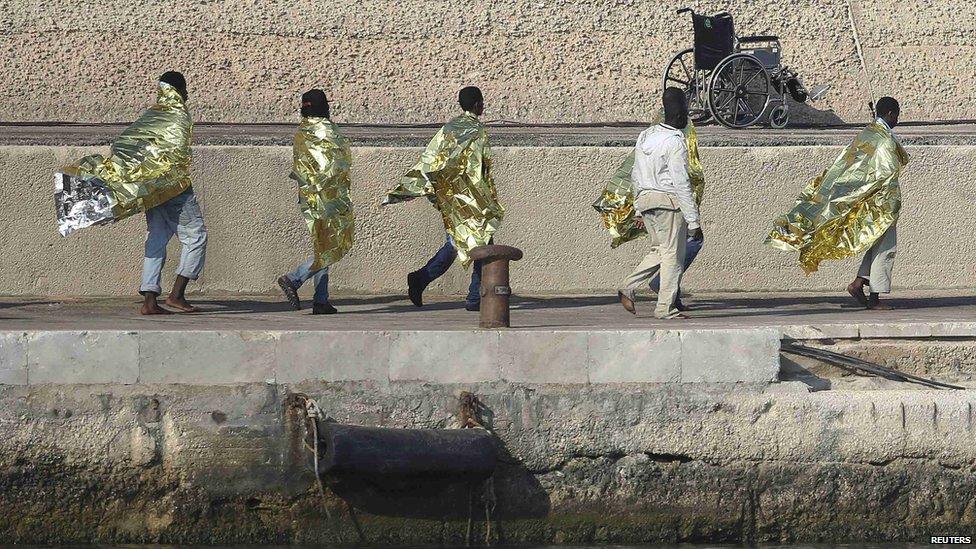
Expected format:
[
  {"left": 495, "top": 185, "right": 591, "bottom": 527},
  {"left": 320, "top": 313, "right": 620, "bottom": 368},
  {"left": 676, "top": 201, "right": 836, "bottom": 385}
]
[
  {"left": 484, "top": 476, "right": 496, "bottom": 545},
  {"left": 466, "top": 485, "right": 475, "bottom": 546},
  {"left": 458, "top": 392, "right": 499, "bottom": 545},
  {"left": 295, "top": 394, "right": 367, "bottom": 542},
  {"left": 301, "top": 397, "right": 334, "bottom": 523},
  {"left": 846, "top": 0, "right": 876, "bottom": 117}
]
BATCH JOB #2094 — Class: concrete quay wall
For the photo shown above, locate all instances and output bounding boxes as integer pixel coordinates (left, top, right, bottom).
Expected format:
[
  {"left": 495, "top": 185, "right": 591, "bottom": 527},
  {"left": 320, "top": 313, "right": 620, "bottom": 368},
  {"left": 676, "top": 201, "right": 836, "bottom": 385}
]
[
  {"left": 0, "top": 328, "right": 781, "bottom": 386},
  {"left": 1, "top": 380, "right": 974, "bottom": 544},
  {"left": 1, "top": 324, "right": 975, "bottom": 543},
  {"left": 4, "top": 1, "right": 975, "bottom": 124},
  {"left": 4, "top": 143, "right": 975, "bottom": 297}
]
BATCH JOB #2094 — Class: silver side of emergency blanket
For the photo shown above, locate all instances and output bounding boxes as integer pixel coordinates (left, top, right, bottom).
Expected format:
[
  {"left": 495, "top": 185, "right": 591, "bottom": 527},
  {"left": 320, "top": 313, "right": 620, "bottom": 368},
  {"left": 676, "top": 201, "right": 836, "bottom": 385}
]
[{"left": 54, "top": 172, "right": 116, "bottom": 236}]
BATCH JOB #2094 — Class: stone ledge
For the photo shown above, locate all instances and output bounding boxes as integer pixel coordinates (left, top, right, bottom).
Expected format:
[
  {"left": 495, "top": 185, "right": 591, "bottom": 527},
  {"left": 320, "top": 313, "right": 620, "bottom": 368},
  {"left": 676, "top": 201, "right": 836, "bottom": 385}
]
[
  {"left": 0, "top": 328, "right": 781, "bottom": 386},
  {"left": 783, "top": 321, "right": 976, "bottom": 340}
]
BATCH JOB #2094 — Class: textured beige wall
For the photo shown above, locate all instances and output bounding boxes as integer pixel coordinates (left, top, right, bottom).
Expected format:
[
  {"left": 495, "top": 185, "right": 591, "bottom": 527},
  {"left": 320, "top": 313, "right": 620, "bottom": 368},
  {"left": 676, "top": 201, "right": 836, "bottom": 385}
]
[
  {"left": 3, "top": 1, "right": 974, "bottom": 124},
  {"left": 2, "top": 143, "right": 972, "bottom": 297}
]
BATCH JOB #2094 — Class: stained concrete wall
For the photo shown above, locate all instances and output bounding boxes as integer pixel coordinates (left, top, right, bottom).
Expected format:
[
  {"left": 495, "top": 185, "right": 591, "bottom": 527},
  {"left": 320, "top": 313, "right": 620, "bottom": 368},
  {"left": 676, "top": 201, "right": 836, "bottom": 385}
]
[
  {"left": 2, "top": 380, "right": 975, "bottom": 543},
  {"left": 3, "top": 0, "right": 974, "bottom": 124},
  {"left": 1, "top": 143, "right": 973, "bottom": 297},
  {"left": 0, "top": 328, "right": 781, "bottom": 386}
]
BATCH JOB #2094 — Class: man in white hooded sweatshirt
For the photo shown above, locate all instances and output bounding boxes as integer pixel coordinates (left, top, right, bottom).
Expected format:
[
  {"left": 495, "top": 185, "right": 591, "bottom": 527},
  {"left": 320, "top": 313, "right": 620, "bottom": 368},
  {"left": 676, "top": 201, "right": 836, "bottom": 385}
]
[{"left": 618, "top": 88, "right": 704, "bottom": 319}]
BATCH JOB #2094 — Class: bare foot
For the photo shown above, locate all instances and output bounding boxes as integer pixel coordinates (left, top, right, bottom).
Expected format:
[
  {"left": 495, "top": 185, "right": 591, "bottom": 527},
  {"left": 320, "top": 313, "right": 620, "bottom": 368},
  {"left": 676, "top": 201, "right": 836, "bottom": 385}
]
[
  {"left": 847, "top": 281, "right": 867, "bottom": 307},
  {"left": 165, "top": 296, "right": 198, "bottom": 313},
  {"left": 140, "top": 302, "right": 172, "bottom": 315},
  {"left": 618, "top": 291, "right": 636, "bottom": 315}
]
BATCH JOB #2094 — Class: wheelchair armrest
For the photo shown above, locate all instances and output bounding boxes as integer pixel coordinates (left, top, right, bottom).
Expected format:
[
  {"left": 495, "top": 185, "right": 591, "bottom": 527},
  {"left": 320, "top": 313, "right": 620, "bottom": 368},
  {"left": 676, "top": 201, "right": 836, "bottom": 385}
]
[{"left": 738, "top": 35, "right": 779, "bottom": 43}]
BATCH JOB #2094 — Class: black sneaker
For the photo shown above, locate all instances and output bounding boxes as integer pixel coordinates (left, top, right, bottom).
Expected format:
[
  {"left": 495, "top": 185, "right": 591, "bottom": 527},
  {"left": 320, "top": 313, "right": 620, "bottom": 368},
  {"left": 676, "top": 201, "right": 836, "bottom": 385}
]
[
  {"left": 465, "top": 302, "right": 480, "bottom": 312},
  {"left": 277, "top": 276, "right": 301, "bottom": 310},
  {"left": 312, "top": 302, "right": 338, "bottom": 315},
  {"left": 407, "top": 271, "right": 424, "bottom": 308}
]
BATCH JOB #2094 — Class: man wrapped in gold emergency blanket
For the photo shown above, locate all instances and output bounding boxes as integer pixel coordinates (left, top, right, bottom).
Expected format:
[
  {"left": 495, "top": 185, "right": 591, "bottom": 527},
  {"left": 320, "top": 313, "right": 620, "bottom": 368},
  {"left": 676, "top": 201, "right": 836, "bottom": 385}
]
[
  {"left": 592, "top": 115, "right": 705, "bottom": 248},
  {"left": 291, "top": 117, "right": 355, "bottom": 271},
  {"left": 56, "top": 82, "right": 192, "bottom": 236},
  {"left": 383, "top": 111, "right": 504, "bottom": 267},
  {"left": 765, "top": 120, "right": 909, "bottom": 274}
]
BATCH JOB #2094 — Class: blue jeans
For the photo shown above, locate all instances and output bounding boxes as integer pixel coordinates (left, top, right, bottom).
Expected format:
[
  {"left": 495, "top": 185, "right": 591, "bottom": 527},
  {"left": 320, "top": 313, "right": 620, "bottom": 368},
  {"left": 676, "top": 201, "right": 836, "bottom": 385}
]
[
  {"left": 414, "top": 235, "right": 483, "bottom": 305},
  {"left": 649, "top": 236, "right": 703, "bottom": 293},
  {"left": 286, "top": 259, "right": 330, "bottom": 305},
  {"left": 140, "top": 188, "right": 208, "bottom": 295}
]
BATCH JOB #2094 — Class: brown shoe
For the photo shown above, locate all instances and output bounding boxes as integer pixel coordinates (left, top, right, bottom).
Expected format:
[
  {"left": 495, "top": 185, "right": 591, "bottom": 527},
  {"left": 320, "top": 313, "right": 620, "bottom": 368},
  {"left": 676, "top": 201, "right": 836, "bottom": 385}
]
[
  {"left": 847, "top": 281, "right": 867, "bottom": 307},
  {"left": 618, "top": 291, "right": 636, "bottom": 315}
]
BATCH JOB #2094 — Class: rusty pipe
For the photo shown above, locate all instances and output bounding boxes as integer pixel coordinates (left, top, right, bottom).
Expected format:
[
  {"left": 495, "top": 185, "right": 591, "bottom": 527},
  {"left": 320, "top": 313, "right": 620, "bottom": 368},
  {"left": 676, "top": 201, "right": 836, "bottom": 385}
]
[{"left": 468, "top": 245, "right": 523, "bottom": 328}]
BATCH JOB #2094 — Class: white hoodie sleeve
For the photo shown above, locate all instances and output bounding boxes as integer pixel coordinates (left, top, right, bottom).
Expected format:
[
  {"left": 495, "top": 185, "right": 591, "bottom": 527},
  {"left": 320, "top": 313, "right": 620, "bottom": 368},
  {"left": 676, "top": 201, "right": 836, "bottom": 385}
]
[{"left": 666, "top": 137, "right": 700, "bottom": 230}]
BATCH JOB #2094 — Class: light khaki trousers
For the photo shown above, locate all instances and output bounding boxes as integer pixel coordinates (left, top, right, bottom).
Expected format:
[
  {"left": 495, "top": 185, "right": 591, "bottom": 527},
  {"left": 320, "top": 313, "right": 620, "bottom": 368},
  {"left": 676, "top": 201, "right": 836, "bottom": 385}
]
[
  {"left": 619, "top": 207, "right": 688, "bottom": 319},
  {"left": 857, "top": 223, "right": 897, "bottom": 294}
]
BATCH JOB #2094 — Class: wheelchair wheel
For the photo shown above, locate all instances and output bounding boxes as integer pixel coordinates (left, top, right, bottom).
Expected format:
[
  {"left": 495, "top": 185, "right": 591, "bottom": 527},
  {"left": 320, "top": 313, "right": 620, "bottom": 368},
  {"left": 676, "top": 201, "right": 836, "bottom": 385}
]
[
  {"left": 707, "top": 53, "right": 770, "bottom": 129},
  {"left": 663, "top": 48, "right": 710, "bottom": 122},
  {"left": 769, "top": 104, "right": 789, "bottom": 128}
]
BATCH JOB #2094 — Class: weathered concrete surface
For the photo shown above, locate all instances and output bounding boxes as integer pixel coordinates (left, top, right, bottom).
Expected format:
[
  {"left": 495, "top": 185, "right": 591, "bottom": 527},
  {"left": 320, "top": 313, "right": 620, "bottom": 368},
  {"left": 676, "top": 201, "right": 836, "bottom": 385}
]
[
  {"left": 0, "top": 327, "right": 781, "bottom": 386},
  {"left": 6, "top": 292, "right": 976, "bottom": 336},
  {"left": 3, "top": 144, "right": 975, "bottom": 296},
  {"left": 1, "top": 381, "right": 974, "bottom": 544},
  {"left": 4, "top": 1, "right": 975, "bottom": 124},
  {"left": 784, "top": 338, "right": 976, "bottom": 385},
  {"left": 2, "top": 294, "right": 975, "bottom": 543},
  {"left": 8, "top": 122, "right": 976, "bottom": 147}
]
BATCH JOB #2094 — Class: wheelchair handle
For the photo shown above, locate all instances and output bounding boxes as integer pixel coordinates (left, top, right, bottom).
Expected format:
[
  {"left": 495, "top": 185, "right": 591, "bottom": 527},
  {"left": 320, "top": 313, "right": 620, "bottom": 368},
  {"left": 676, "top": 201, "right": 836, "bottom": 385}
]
[{"left": 676, "top": 7, "right": 693, "bottom": 15}]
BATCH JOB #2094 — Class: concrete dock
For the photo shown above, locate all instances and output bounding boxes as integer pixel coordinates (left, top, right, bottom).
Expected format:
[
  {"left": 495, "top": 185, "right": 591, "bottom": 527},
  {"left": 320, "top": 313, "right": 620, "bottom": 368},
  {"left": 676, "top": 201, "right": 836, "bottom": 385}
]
[
  {"left": 5, "top": 290, "right": 976, "bottom": 388},
  {"left": 2, "top": 292, "right": 976, "bottom": 543}
]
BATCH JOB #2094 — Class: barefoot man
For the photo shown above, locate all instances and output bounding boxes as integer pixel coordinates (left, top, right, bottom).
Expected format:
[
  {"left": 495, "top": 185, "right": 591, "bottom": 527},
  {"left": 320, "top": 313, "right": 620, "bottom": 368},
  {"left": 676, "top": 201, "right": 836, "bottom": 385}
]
[
  {"left": 276, "top": 89, "right": 355, "bottom": 315},
  {"left": 765, "top": 97, "right": 908, "bottom": 310},
  {"left": 56, "top": 71, "right": 206, "bottom": 315},
  {"left": 382, "top": 86, "right": 504, "bottom": 311},
  {"left": 594, "top": 103, "right": 706, "bottom": 313},
  {"left": 609, "top": 88, "right": 704, "bottom": 319}
]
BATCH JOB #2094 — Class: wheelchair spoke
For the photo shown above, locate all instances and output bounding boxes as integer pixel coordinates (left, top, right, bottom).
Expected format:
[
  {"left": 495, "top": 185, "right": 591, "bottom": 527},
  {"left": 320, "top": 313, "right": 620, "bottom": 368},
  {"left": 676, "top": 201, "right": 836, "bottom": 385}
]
[
  {"left": 717, "top": 92, "right": 736, "bottom": 111},
  {"left": 679, "top": 57, "right": 692, "bottom": 80},
  {"left": 668, "top": 77, "right": 690, "bottom": 86},
  {"left": 743, "top": 69, "right": 762, "bottom": 87},
  {"left": 705, "top": 52, "right": 773, "bottom": 128},
  {"left": 738, "top": 99, "right": 756, "bottom": 117}
]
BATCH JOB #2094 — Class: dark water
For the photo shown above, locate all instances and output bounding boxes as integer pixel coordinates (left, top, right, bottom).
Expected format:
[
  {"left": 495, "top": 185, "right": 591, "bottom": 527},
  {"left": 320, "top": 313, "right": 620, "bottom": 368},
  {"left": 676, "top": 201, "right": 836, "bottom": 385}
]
[{"left": 0, "top": 543, "right": 945, "bottom": 549}]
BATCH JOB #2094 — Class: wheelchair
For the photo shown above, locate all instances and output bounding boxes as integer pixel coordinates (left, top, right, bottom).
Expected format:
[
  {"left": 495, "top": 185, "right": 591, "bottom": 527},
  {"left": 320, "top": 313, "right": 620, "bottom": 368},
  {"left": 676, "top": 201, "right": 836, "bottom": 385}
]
[{"left": 663, "top": 8, "right": 810, "bottom": 129}]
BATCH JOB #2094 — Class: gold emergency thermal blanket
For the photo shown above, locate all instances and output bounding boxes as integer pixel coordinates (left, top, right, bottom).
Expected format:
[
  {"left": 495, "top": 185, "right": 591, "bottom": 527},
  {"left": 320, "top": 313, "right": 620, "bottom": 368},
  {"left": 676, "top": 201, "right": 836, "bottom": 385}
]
[
  {"left": 592, "top": 116, "right": 705, "bottom": 248},
  {"left": 55, "top": 82, "right": 192, "bottom": 236},
  {"left": 383, "top": 112, "right": 503, "bottom": 266},
  {"left": 764, "top": 121, "right": 909, "bottom": 273},
  {"left": 291, "top": 117, "right": 355, "bottom": 271}
]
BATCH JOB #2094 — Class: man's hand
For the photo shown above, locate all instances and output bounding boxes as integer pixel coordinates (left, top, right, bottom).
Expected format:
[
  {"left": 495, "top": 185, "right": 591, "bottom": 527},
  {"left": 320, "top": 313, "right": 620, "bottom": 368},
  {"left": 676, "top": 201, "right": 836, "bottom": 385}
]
[
  {"left": 689, "top": 227, "right": 704, "bottom": 241},
  {"left": 633, "top": 216, "right": 645, "bottom": 230}
]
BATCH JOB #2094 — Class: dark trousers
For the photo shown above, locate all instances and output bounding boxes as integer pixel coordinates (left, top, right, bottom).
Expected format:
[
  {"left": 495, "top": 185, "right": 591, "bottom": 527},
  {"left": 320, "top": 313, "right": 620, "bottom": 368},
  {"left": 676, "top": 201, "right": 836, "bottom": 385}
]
[{"left": 414, "top": 235, "right": 483, "bottom": 305}]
